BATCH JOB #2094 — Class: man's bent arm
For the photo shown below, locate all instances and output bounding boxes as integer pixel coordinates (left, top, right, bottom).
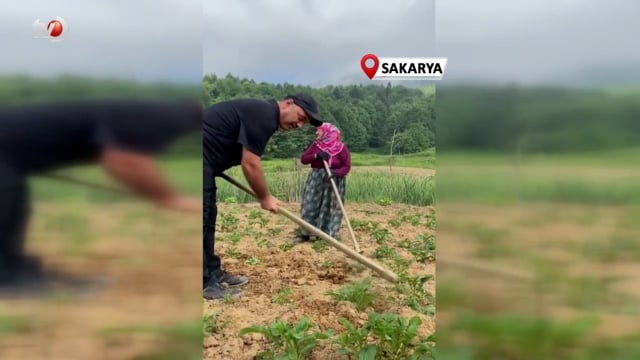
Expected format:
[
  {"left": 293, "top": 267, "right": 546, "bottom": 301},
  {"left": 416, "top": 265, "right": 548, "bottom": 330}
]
[
  {"left": 240, "top": 147, "right": 270, "bottom": 200},
  {"left": 100, "top": 147, "right": 178, "bottom": 204}
]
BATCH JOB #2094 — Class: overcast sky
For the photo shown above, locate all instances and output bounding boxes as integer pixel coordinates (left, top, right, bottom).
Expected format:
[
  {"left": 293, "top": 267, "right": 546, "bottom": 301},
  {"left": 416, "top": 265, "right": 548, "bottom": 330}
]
[
  {"left": 0, "top": 0, "right": 202, "bottom": 84},
  {"left": 204, "top": 0, "right": 640, "bottom": 87},
  {"left": 1, "top": 1, "right": 637, "bottom": 86},
  {"left": 203, "top": 0, "right": 436, "bottom": 86},
  {"left": 437, "top": 0, "right": 640, "bottom": 85}
]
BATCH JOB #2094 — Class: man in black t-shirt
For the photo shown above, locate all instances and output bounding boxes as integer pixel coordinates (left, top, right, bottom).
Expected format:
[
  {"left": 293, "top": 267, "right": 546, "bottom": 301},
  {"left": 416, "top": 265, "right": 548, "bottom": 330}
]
[
  {"left": 0, "top": 98, "right": 203, "bottom": 286},
  {"left": 203, "top": 93, "right": 323, "bottom": 300}
]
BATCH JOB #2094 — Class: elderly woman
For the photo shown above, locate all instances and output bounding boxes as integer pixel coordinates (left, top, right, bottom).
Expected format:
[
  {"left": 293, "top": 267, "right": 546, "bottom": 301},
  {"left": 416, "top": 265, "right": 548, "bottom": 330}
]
[{"left": 297, "top": 123, "right": 351, "bottom": 241}]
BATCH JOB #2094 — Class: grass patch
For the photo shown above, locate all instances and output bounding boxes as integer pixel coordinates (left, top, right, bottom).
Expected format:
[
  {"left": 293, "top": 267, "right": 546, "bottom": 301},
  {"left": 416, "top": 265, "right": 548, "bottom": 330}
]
[
  {"left": 437, "top": 150, "right": 640, "bottom": 205},
  {"left": 40, "top": 206, "right": 93, "bottom": 255},
  {"left": 218, "top": 167, "right": 434, "bottom": 206},
  {"left": 325, "top": 278, "right": 377, "bottom": 311},
  {"left": 576, "top": 233, "right": 640, "bottom": 263},
  {"left": 203, "top": 311, "right": 225, "bottom": 336},
  {"left": 562, "top": 275, "right": 633, "bottom": 311},
  {"left": 31, "top": 157, "right": 201, "bottom": 203},
  {"left": 439, "top": 312, "right": 640, "bottom": 360},
  {"left": 96, "top": 319, "right": 203, "bottom": 360},
  {"left": 271, "top": 287, "right": 293, "bottom": 305},
  {"left": 460, "top": 224, "right": 515, "bottom": 259},
  {"left": 442, "top": 313, "right": 599, "bottom": 360},
  {"left": 0, "top": 315, "right": 33, "bottom": 337},
  {"left": 30, "top": 153, "right": 434, "bottom": 206}
]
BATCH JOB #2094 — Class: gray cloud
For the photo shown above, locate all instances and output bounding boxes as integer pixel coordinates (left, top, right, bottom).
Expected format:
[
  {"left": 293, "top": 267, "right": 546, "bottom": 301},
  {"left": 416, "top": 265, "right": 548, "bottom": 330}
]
[
  {"left": 436, "top": 0, "right": 640, "bottom": 85},
  {"left": 1, "top": 0, "right": 202, "bottom": 84},
  {"left": 4, "top": 1, "right": 635, "bottom": 87},
  {"left": 204, "top": 0, "right": 640, "bottom": 87},
  {"left": 203, "top": 0, "right": 436, "bottom": 86}
]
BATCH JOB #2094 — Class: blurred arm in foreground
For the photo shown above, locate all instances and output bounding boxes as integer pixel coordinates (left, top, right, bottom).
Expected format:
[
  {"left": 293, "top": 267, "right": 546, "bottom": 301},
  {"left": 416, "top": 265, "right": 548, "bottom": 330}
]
[
  {"left": 100, "top": 148, "right": 199, "bottom": 212},
  {"left": 0, "top": 98, "right": 202, "bottom": 284},
  {"left": 93, "top": 99, "right": 203, "bottom": 212}
]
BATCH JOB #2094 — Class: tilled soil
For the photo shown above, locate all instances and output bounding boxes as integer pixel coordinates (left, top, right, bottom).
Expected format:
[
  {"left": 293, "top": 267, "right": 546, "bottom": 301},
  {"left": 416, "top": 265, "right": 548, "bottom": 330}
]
[
  {"left": 0, "top": 202, "right": 435, "bottom": 360},
  {"left": 204, "top": 202, "right": 436, "bottom": 360},
  {"left": 0, "top": 203, "right": 202, "bottom": 360}
]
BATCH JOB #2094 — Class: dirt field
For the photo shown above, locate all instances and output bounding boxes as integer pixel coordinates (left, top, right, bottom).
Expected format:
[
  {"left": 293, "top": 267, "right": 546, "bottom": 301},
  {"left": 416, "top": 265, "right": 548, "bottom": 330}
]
[
  {"left": 0, "top": 201, "right": 435, "bottom": 359},
  {"left": 437, "top": 203, "right": 640, "bottom": 343},
  {"left": 0, "top": 203, "right": 202, "bottom": 360},
  {"left": 203, "top": 202, "right": 436, "bottom": 359}
]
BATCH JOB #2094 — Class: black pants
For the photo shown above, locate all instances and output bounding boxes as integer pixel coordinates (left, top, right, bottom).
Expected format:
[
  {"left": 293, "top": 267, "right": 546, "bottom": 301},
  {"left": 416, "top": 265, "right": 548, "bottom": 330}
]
[
  {"left": 0, "top": 159, "right": 31, "bottom": 274},
  {"left": 203, "top": 157, "right": 222, "bottom": 286}
]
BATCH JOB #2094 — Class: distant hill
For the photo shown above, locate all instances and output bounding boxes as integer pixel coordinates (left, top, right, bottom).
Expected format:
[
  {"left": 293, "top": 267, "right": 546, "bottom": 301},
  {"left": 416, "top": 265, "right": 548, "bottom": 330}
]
[
  {"left": 435, "top": 82, "right": 640, "bottom": 153},
  {"left": 313, "top": 72, "right": 442, "bottom": 89},
  {"left": 544, "top": 63, "right": 640, "bottom": 89},
  {"left": 431, "top": 63, "right": 640, "bottom": 90}
]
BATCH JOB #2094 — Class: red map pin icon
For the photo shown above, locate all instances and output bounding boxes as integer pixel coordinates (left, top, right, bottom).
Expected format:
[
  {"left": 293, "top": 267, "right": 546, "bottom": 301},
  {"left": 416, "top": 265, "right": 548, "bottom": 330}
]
[{"left": 360, "top": 53, "right": 379, "bottom": 80}]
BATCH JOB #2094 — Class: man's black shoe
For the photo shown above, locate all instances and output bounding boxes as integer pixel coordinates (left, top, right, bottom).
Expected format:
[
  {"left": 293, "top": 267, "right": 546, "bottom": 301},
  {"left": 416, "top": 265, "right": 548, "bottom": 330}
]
[
  {"left": 218, "top": 270, "right": 248, "bottom": 288},
  {"left": 203, "top": 281, "right": 242, "bottom": 300}
]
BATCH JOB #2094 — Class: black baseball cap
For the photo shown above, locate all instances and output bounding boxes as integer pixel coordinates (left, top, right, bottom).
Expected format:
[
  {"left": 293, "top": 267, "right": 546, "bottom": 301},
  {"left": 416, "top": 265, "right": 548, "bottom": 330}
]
[{"left": 285, "top": 93, "right": 323, "bottom": 127}]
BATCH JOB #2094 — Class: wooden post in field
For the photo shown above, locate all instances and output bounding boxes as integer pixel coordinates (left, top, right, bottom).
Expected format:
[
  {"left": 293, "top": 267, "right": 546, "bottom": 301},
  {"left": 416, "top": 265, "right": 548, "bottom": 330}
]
[{"left": 389, "top": 129, "right": 397, "bottom": 172}]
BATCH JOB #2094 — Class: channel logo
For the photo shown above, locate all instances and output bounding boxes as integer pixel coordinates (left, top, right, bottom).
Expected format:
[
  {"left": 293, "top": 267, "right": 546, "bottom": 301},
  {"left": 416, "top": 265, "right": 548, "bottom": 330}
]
[{"left": 33, "top": 16, "right": 68, "bottom": 42}]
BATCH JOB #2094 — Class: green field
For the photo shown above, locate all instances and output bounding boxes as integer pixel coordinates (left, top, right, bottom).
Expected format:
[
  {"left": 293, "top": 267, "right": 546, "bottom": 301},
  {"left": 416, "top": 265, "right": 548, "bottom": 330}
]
[
  {"left": 435, "top": 148, "right": 640, "bottom": 359},
  {"left": 437, "top": 148, "right": 640, "bottom": 205},
  {"left": 11, "top": 74, "right": 640, "bottom": 359},
  {"left": 24, "top": 146, "right": 640, "bottom": 358},
  {"left": 21, "top": 151, "right": 438, "bottom": 360},
  {"left": 265, "top": 149, "right": 435, "bottom": 169},
  {"left": 31, "top": 150, "right": 436, "bottom": 206},
  {"left": 34, "top": 149, "right": 640, "bottom": 205},
  {"left": 32, "top": 146, "right": 640, "bottom": 207}
]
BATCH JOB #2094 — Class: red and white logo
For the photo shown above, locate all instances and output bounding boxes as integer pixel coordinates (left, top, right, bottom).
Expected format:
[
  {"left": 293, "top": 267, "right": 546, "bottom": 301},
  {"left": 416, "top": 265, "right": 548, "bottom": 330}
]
[{"left": 33, "top": 16, "right": 68, "bottom": 41}]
